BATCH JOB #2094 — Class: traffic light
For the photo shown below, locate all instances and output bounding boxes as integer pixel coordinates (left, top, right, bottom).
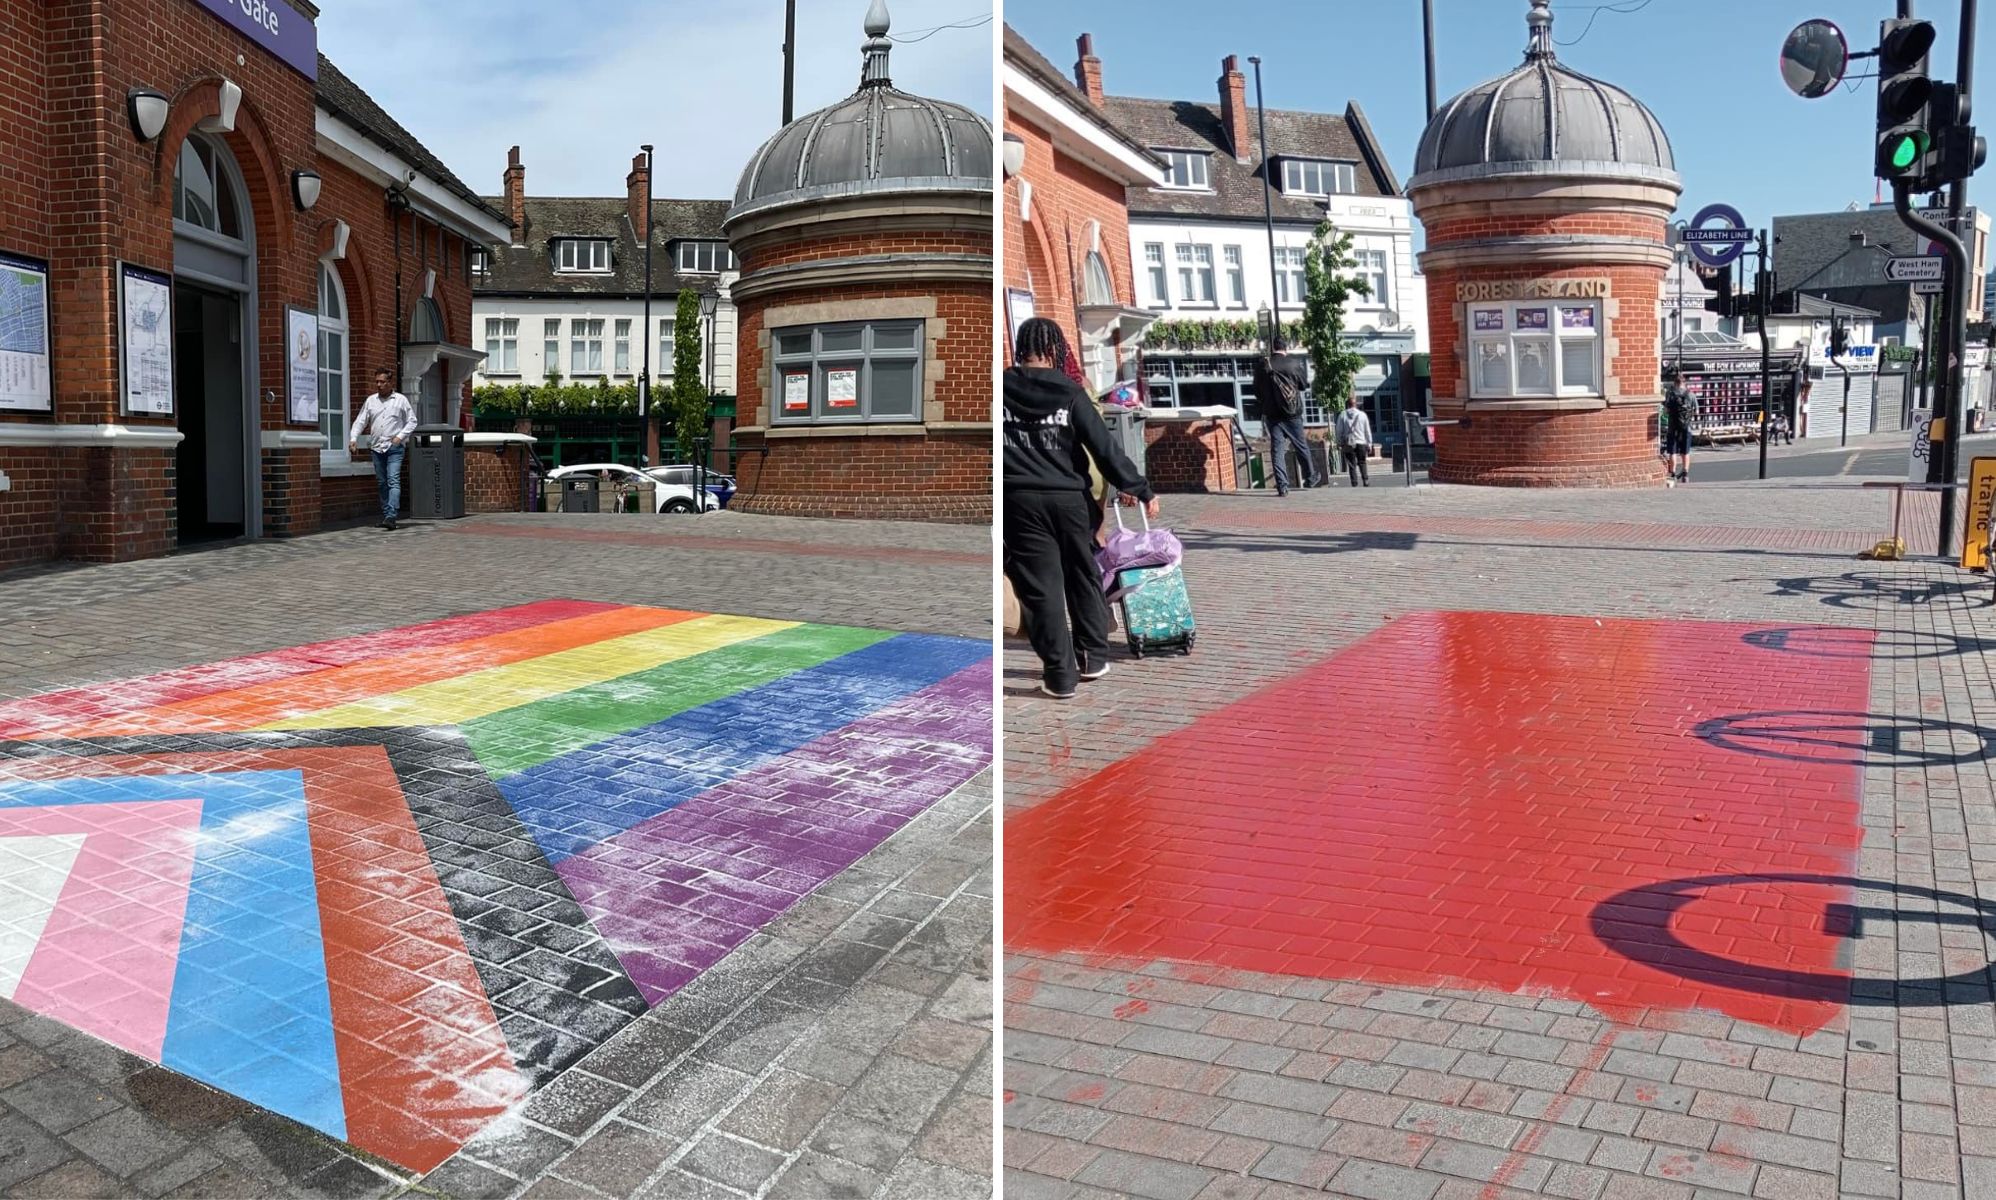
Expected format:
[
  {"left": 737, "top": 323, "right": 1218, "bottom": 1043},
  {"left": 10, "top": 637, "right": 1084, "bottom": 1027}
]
[
  {"left": 1830, "top": 315, "right": 1849, "bottom": 357},
  {"left": 1705, "top": 267, "right": 1735, "bottom": 319},
  {"left": 1876, "top": 18, "right": 1938, "bottom": 185}
]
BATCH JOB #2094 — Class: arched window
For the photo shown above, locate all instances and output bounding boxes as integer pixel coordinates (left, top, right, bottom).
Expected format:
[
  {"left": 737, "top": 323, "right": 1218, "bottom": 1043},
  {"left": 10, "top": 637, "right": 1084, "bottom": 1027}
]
[
  {"left": 1083, "top": 251, "right": 1115, "bottom": 306},
  {"left": 174, "top": 137, "right": 244, "bottom": 242},
  {"left": 411, "top": 297, "right": 444, "bottom": 342},
  {"left": 317, "top": 263, "right": 350, "bottom": 461}
]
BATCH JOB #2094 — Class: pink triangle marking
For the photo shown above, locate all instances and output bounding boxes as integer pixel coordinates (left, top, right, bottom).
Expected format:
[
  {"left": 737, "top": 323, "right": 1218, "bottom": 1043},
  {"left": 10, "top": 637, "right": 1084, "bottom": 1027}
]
[{"left": 0, "top": 800, "right": 202, "bottom": 1062}]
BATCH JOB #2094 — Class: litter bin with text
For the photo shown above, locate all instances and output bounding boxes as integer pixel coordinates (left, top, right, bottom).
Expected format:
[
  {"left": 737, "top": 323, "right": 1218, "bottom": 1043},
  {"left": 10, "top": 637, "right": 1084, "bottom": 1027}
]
[
  {"left": 407, "top": 424, "right": 466, "bottom": 519},
  {"left": 558, "top": 477, "right": 601, "bottom": 513},
  {"left": 1100, "top": 407, "right": 1148, "bottom": 472}
]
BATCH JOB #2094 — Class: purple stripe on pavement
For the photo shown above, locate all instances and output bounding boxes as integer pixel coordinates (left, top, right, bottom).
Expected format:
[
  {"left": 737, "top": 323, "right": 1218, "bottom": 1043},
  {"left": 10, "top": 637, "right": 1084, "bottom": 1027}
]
[{"left": 555, "top": 659, "right": 992, "bottom": 1003}]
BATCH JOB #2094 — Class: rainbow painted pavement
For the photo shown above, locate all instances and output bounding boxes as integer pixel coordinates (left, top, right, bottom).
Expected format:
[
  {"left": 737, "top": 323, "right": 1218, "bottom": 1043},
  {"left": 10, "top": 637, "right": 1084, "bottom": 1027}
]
[{"left": 0, "top": 600, "right": 992, "bottom": 1171}]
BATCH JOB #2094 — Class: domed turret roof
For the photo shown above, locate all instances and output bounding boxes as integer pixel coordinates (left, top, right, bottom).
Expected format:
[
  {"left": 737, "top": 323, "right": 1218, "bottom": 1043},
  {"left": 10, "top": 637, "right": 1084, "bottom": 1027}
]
[
  {"left": 729, "top": 0, "right": 992, "bottom": 221},
  {"left": 1411, "top": 0, "right": 1675, "bottom": 186}
]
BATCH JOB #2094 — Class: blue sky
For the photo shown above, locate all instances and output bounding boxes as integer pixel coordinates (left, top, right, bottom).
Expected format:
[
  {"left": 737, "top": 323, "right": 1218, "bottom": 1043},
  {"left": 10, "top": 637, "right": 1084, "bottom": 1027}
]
[
  {"left": 318, "top": 1, "right": 992, "bottom": 201},
  {"left": 1005, "top": 0, "right": 1993, "bottom": 234}
]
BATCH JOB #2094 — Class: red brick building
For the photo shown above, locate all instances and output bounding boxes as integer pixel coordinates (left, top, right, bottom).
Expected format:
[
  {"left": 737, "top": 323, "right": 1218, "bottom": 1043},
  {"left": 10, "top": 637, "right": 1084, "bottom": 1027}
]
[
  {"left": 1001, "top": 26, "right": 1162, "bottom": 387},
  {"left": 0, "top": 0, "right": 508, "bottom": 569},
  {"left": 721, "top": 3, "right": 992, "bottom": 523},
  {"left": 1410, "top": 0, "right": 1681, "bottom": 487}
]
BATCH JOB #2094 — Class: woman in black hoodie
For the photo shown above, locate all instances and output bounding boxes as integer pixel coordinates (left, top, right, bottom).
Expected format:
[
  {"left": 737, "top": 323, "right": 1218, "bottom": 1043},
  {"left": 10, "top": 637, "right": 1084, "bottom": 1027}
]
[{"left": 1003, "top": 318, "right": 1157, "bottom": 699}]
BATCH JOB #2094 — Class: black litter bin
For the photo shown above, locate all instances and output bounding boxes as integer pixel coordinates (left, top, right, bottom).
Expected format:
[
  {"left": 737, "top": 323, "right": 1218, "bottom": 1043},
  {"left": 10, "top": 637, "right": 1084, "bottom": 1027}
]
[
  {"left": 407, "top": 424, "right": 466, "bottom": 519},
  {"left": 558, "top": 476, "right": 601, "bottom": 513},
  {"left": 1100, "top": 406, "right": 1148, "bottom": 472}
]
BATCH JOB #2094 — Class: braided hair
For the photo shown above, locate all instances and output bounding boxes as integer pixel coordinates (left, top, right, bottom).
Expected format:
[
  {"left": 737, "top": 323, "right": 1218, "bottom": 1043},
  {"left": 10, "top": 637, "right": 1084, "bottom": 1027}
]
[{"left": 1015, "top": 317, "right": 1072, "bottom": 372}]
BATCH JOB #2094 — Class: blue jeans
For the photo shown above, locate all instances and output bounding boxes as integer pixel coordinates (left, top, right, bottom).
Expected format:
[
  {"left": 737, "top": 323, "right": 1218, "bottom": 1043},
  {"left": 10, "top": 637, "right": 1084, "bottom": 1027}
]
[
  {"left": 371, "top": 446, "right": 404, "bottom": 523},
  {"left": 1267, "top": 416, "right": 1318, "bottom": 492}
]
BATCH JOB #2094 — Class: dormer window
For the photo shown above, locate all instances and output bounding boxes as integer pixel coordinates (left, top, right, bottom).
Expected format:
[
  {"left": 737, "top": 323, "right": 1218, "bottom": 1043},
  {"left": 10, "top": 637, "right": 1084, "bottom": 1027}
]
[
  {"left": 675, "top": 241, "right": 737, "bottom": 274},
  {"left": 469, "top": 246, "right": 488, "bottom": 274},
  {"left": 1157, "top": 149, "right": 1210, "bottom": 191},
  {"left": 1281, "top": 158, "right": 1356, "bottom": 197},
  {"left": 554, "top": 238, "right": 611, "bottom": 273}
]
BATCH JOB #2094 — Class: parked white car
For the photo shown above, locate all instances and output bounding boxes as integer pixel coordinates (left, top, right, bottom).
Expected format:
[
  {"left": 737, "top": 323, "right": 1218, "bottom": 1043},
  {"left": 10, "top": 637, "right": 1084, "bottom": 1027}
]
[{"left": 545, "top": 463, "right": 719, "bottom": 514}]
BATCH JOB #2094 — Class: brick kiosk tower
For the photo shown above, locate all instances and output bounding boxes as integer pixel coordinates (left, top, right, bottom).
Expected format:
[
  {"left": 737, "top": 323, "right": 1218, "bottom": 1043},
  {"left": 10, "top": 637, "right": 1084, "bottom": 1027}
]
[
  {"left": 722, "top": 0, "right": 993, "bottom": 522},
  {"left": 1409, "top": 0, "right": 1682, "bottom": 487}
]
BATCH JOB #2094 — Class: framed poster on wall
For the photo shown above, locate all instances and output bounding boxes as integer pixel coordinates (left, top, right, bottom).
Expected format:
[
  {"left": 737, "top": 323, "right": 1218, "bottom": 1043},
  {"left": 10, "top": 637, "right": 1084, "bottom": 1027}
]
[
  {"left": 1006, "top": 289, "right": 1035, "bottom": 352},
  {"left": 286, "top": 306, "right": 319, "bottom": 424},
  {"left": 118, "top": 262, "right": 175, "bottom": 416},
  {"left": 0, "top": 251, "right": 52, "bottom": 412}
]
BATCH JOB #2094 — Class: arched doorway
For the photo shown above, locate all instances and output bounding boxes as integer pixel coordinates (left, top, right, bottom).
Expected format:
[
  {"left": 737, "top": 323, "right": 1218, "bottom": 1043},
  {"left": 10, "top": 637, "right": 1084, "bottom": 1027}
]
[
  {"left": 171, "top": 134, "right": 258, "bottom": 543},
  {"left": 409, "top": 298, "right": 447, "bottom": 424}
]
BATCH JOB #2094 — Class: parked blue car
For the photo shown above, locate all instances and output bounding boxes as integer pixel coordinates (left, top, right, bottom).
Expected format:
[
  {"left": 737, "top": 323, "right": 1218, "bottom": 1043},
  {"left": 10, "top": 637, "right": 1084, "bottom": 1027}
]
[{"left": 647, "top": 465, "right": 737, "bottom": 508}]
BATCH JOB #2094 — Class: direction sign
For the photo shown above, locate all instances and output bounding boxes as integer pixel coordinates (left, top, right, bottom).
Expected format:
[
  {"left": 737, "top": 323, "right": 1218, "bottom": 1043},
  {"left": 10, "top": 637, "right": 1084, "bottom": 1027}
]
[
  {"left": 1915, "top": 278, "right": 1945, "bottom": 295},
  {"left": 1887, "top": 255, "right": 1946, "bottom": 282},
  {"left": 1686, "top": 203, "right": 1750, "bottom": 268}
]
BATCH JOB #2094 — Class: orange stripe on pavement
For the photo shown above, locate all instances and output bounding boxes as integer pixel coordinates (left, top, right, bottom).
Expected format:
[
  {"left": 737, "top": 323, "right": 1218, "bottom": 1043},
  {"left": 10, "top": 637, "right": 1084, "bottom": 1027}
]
[{"left": 54, "top": 605, "right": 697, "bottom": 737}]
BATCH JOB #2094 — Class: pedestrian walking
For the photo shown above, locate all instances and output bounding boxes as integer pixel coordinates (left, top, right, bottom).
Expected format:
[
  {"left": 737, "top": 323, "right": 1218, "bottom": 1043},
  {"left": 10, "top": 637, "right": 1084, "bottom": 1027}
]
[
  {"left": 350, "top": 367, "right": 418, "bottom": 530},
  {"left": 1003, "top": 318, "right": 1157, "bottom": 700},
  {"left": 1253, "top": 344, "right": 1318, "bottom": 496},
  {"left": 1662, "top": 367, "right": 1695, "bottom": 485},
  {"left": 1335, "top": 400, "right": 1373, "bottom": 487}
]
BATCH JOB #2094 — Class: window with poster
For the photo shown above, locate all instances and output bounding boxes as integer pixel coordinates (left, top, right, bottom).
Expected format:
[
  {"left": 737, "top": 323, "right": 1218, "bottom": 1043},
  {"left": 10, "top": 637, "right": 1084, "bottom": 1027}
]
[
  {"left": 1467, "top": 301, "right": 1603, "bottom": 399},
  {"left": 770, "top": 320, "right": 925, "bottom": 424}
]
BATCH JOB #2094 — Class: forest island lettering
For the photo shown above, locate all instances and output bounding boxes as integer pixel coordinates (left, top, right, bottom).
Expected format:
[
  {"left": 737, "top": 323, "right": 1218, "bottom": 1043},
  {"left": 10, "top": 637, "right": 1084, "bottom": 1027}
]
[{"left": 1456, "top": 279, "right": 1612, "bottom": 303}]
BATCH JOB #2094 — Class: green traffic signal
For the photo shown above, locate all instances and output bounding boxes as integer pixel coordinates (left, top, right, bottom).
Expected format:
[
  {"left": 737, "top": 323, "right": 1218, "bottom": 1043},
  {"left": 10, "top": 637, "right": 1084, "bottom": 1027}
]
[{"left": 1892, "top": 133, "right": 1922, "bottom": 169}]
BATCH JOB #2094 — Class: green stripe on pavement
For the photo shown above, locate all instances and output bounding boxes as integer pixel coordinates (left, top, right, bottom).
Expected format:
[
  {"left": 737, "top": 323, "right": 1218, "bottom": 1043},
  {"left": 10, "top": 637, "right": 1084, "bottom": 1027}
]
[{"left": 463, "top": 623, "right": 898, "bottom": 776}]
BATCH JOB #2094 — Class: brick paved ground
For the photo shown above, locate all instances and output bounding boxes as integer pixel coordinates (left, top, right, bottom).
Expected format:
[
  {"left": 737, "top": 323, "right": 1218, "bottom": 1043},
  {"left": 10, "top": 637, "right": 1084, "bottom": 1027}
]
[
  {"left": 1004, "top": 478, "right": 1996, "bottom": 1200},
  {"left": 0, "top": 509, "right": 993, "bottom": 1199}
]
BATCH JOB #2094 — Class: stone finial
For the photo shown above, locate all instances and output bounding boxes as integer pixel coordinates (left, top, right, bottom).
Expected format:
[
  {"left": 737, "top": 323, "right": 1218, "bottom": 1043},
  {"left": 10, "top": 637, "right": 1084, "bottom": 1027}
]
[
  {"left": 1527, "top": 0, "right": 1555, "bottom": 60},
  {"left": 864, "top": 0, "right": 891, "bottom": 37}
]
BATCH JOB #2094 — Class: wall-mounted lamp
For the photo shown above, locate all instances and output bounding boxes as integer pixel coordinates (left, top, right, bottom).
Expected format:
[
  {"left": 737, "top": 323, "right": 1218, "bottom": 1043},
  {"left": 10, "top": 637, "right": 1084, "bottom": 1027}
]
[
  {"left": 328, "top": 219, "right": 351, "bottom": 261},
  {"left": 127, "top": 89, "right": 170, "bottom": 142},
  {"left": 198, "top": 79, "right": 242, "bottom": 133},
  {"left": 1002, "top": 132, "right": 1026, "bottom": 178},
  {"left": 291, "top": 169, "right": 321, "bottom": 211}
]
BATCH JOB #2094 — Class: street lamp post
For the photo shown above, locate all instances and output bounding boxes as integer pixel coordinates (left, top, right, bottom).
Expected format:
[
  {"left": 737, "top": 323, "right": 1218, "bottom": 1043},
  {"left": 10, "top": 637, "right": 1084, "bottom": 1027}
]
[
  {"left": 1249, "top": 57, "right": 1281, "bottom": 352},
  {"left": 698, "top": 291, "right": 719, "bottom": 512},
  {"left": 639, "top": 143, "right": 654, "bottom": 469}
]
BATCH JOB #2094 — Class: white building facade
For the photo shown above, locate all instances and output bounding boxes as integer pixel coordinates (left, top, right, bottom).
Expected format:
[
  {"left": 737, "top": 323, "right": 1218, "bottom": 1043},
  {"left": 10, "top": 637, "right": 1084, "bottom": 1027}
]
[
  {"left": 1095, "top": 54, "right": 1427, "bottom": 442},
  {"left": 473, "top": 148, "right": 739, "bottom": 401}
]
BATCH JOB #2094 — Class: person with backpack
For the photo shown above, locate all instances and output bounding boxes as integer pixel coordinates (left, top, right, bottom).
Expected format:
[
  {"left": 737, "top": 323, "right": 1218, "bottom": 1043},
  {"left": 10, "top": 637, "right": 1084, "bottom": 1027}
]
[
  {"left": 1253, "top": 343, "right": 1318, "bottom": 497},
  {"left": 1662, "top": 367, "right": 1696, "bottom": 484},
  {"left": 1003, "top": 318, "right": 1157, "bottom": 700}
]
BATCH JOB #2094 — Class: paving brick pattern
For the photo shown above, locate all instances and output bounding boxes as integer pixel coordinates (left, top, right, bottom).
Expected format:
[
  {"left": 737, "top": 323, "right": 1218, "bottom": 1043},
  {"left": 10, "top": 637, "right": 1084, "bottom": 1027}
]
[
  {"left": 1005, "top": 479, "right": 1996, "bottom": 1200},
  {"left": 0, "top": 510, "right": 993, "bottom": 1198}
]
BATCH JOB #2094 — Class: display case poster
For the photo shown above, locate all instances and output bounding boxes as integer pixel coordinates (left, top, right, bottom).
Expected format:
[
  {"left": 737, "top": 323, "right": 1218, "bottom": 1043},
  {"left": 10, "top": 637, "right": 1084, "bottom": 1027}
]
[
  {"left": 827, "top": 368, "right": 859, "bottom": 409},
  {"left": 783, "top": 371, "right": 810, "bottom": 412},
  {"left": 1007, "top": 289, "right": 1035, "bottom": 349},
  {"left": 1473, "top": 310, "right": 1505, "bottom": 332},
  {"left": 1560, "top": 306, "right": 1596, "bottom": 330},
  {"left": 0, "top": 251, "right": 52, "bottom": 412},
  {"left": 1516, "top": 307, "right": 1550, "bottom": 331},
  {"left": 119, "top": 263, "right": 174, "bottom": 416},
  {"left": 286, "top": 306, "right": 318, "bottom": 425}
]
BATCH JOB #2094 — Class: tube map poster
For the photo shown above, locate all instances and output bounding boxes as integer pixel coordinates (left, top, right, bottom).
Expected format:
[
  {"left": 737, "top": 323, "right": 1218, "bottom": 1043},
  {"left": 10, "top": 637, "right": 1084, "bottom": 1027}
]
[{"left": 0, "top": 251, "right": 52, "bottom": 412}]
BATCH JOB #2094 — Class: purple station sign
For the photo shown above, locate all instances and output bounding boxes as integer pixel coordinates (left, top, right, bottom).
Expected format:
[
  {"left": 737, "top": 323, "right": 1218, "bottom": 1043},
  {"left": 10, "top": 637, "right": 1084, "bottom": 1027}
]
[{"left": 191, "top": 0, "right": 318, "bottom": 80}]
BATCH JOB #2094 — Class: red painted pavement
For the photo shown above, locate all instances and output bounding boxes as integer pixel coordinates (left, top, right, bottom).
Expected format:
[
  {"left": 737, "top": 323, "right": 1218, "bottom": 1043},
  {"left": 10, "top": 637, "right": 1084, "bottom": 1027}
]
[{"left": 1005, "top": 613, "right": 1874, "bottom": 1033}]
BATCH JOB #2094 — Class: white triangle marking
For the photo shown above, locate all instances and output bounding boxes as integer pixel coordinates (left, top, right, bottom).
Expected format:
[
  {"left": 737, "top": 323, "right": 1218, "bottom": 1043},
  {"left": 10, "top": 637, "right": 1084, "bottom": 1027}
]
[{"left": 0, "top": 834, "right": 86, "bottom": 999}]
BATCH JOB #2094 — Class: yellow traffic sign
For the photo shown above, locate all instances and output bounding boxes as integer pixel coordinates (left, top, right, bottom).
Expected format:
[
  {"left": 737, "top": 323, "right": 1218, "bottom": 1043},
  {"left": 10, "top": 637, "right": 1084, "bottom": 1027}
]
[{"left": 1962, "top": 456, "right": 1996, "bottom": 571}]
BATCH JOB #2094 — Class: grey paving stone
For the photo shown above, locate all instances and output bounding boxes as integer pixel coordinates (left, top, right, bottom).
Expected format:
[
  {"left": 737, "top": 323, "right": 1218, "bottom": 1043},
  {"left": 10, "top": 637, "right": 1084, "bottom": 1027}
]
[
  {"left": 768, "top": 1152, "right": 887, "bottom": 1200},
  {"left": 549, "top": 1121, "right": 677, "bottom": 1197},
  {"left": 675, "top": 1132, "right": 786, "bottom": 1193},
  {"left": 61, "top": 1108, "right": 187, "bottom": 1178}
]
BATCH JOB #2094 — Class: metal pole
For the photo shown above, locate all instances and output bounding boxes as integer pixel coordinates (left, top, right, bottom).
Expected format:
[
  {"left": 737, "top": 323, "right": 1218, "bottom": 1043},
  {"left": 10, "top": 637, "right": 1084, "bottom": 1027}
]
[
  {"left": 782, "top": 0, "right": 797, "bottom": 124},
  {"left": 1943, "top": 0, "right": 1976, "bottom": 524},
  {"left": 1838, "top": 359, "right": 1852, "bottom": 447},
  {"left": 1894, "top": 182, "right": 1972, "bottom": 550},
  {"left": 640, "top": 144, "right": 653, "bottom": 468},
  {"left": 1757, "top": 232, "right": 1772, "bottom": 481},
  {"left": 1423, "top": 0, "right": 1438, "bottom": 119},
  {"left": 1250, "top": 57, "right": 1281, "bottom": 350}
]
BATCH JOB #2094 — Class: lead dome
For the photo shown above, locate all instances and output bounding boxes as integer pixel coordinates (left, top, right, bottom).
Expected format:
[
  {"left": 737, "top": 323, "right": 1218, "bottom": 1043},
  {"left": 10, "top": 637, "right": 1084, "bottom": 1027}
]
[
  {"left": 1411, "top": 0, "right": 1676, "bottom": 186},
  {"left": 730, "top": 0, "right": 993, "bottom": 219}
]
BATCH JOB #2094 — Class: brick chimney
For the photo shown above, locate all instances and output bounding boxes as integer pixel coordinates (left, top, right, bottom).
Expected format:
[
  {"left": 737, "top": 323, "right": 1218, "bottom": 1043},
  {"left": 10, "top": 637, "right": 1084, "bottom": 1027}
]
[
  {"left": 502, "top": 145, "right": 526, "bottom": 245},
  {"left": 1219, "top": 55, "right": 1251, "bottom": 163},
  {"left": 626, "top": 152, "right": 650, "bottom": 242},
  {"left": 1074, "top": 34, "right": 1104, "bottom": 107}
]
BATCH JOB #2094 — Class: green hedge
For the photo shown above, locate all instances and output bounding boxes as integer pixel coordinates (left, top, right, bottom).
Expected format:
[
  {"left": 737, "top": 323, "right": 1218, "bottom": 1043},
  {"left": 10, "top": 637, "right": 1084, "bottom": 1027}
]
[
  {"left": 473, "top": 378, "right": 640, "bottom": 418},
  {"left": 1144, "top": 318, "right": 1306, "bottom": 354}
]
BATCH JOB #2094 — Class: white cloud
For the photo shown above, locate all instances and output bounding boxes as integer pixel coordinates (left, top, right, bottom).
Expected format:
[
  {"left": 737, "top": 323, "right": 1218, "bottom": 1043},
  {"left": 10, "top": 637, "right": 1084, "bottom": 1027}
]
[{"left": 317, "top": 0, "right": 992, "bottom": 201}]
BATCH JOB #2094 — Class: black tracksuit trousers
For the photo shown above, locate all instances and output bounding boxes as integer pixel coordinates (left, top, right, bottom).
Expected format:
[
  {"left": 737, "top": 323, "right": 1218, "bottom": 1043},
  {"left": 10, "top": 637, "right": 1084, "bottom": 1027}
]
[{"left": 1004, "top": 488, "right": 1108, "bottom": 692}]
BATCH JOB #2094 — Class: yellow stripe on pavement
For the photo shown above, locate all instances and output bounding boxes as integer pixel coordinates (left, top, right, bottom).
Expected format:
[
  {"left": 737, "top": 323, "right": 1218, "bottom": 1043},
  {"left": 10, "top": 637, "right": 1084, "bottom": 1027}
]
[{"left": 257, "top": 614, "right": 797, "bottom": 729}]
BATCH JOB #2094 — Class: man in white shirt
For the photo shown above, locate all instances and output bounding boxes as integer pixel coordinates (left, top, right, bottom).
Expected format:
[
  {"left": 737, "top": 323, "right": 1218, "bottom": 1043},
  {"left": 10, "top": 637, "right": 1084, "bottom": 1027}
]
[
  {"left": 1335, "top": 400, "right": 1374, "bottom": 487},
  {"left": 350, "top": 368, "right": 418, "bottom": 529}
]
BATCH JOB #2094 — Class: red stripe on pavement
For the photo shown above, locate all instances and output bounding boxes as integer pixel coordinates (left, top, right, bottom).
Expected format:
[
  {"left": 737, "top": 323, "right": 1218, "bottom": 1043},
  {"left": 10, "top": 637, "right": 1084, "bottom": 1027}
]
[{"left": 0, "top": 599, "right": 614, "bottom": 740}]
